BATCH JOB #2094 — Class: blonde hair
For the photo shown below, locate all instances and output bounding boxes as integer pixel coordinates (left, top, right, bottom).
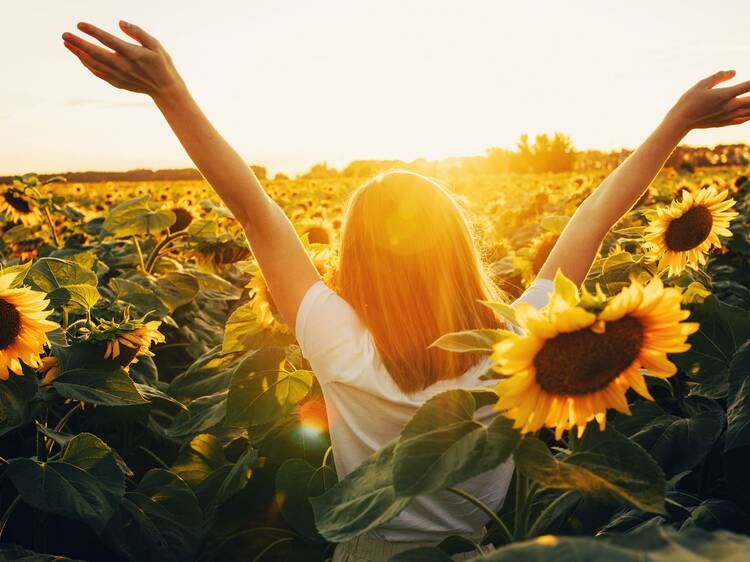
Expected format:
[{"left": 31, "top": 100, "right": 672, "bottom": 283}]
[{"left": 338, "top": 170, "right": 504, "bottom": 393}]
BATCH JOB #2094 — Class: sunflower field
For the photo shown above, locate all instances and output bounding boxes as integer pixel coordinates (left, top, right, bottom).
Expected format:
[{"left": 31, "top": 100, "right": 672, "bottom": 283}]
[{"left": 1, "top": 164, "right": 750, "bottom": 562}]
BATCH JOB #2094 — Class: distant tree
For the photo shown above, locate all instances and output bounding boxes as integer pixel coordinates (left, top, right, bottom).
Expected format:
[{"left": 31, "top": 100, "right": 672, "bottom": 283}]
[
  {"left": 301, "top": 162, "right": 340, "bottom": 179},
  {"left": 508, "top": 132, "right": 576, "bottom": 173},
  {"left": 273, "top": 172, "right": 289, "bottom": 181},
  {"left": 250, "top": 165, "right": 267, "bottom": 181}
]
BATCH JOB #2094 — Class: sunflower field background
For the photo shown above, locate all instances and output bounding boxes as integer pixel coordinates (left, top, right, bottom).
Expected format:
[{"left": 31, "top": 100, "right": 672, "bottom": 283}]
[{"left": 1, "top": 161, "right": 750, "bottom": 562}]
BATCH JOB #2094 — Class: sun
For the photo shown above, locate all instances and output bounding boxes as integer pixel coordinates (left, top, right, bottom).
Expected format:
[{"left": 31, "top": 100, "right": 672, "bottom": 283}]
[
  {"left": 0, "top": 271, "right": 59, "bottom": 379},
  {"left": 643, "top": 186, "right": 738, "bottom": 276},
  {"left": 491, "top": 271, "right": 698, "bottom": 439}
]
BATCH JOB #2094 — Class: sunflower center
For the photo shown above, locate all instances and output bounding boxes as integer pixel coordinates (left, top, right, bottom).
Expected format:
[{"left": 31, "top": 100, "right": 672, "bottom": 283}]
[
  {"left": 664, "top": 205, "right": 713, "bottom": 252},
  {"left": 533, "top": 316, "right": 644, "bottom": 395},
  {"left": 171, "top": 207, "right": 194, "bottom": 232},
  {"left": 3, "top": 192, "right": 31, "bottom": 214},
  {"left": 0, "top": 298, "right": 22, "bottom": 350}
]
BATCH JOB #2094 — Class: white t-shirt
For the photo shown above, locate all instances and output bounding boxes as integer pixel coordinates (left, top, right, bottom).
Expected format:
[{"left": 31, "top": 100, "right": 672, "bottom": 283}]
[{"left": 295, "top": 278, "right": 554, "bottom": 542}]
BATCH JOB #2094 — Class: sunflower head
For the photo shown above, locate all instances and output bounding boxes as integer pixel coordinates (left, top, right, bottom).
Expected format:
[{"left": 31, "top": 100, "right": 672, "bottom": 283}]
[
  {"left": 169, "top": 198, "right": 202, "bottom": 232},
  {"left": 0, "top": 271, "right": 59, "bottom": 379},
  {"left": 79, "top": 314, "right": 165, "bottom": 368},
  {"left": 492, "top": 271, "right": 698, "bottom": 440},
  {"left": 0, "top": 189, "right": 40, "bottom": 227},
  {"left": 643, "top": 186, "right": 738, "bottom": 277}
]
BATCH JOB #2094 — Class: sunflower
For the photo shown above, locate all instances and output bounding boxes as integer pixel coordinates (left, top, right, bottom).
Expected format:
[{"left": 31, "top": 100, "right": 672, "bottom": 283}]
[
  {"left": 0, "top": 271, "right": 59, "bottom": 379},
  {"left": 492, "top": 272, "right": 698, "bottom": 439},
  {"left": 0, "top": 189, "right": 40, "bottom": 227},
  {"left": 79, "top": 317, "right": 166, "bottom": 368},
  {"left": 103, "top": 321, "right": 165, "bottom": 363},
  {"left": 168, "top": 198, "right": 202, "bottom": 232},
  {"left": 643, "top": 186, "right": 738, "bottom": 276}
]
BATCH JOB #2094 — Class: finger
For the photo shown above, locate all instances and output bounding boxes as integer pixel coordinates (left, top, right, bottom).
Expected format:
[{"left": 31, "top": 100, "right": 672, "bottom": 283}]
[
  {"left": 64, "top": 41, "right": 121, "bottom": 79},
  {"left": 721, "top": 79, "right": 750, "bottom": 98},
  {"left": 119, "top": 20, "right": 160, "bottom": 50},
  {"left": 62, "top": 32, "right": 119, "bottom": 67},
  {"left": 727, "top": 95, "right": 750, "bottom": 110},
  {"left": 700, "top": 69, "right": 736, "bottom": 88},
  {"left": 76, "top": 21, "right": 138, "bottom": 57}
]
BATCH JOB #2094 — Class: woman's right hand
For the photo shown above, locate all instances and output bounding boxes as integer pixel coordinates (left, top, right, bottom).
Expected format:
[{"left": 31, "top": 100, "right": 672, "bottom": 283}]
[{"left": 62, "top": 21, "right": 186, "bottom": 102}]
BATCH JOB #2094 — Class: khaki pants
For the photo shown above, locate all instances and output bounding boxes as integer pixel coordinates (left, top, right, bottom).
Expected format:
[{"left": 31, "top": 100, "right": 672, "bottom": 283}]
[{"left": 332, "top": 532, "right": 495, "bottom": 562}]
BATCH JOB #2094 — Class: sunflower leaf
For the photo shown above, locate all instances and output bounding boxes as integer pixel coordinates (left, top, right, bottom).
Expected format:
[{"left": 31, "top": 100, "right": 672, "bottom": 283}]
[
  {"left": 514, "top": 426, "right": 666, "bottom": 514},
  {"left": 430, "top": 328, "right": 512, "bottom": 353}
]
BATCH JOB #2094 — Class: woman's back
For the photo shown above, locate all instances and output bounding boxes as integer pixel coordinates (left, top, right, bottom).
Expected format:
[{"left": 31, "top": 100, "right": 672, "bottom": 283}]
[{"left": 295, "top": 278, "right": 554, "bottom": 541}]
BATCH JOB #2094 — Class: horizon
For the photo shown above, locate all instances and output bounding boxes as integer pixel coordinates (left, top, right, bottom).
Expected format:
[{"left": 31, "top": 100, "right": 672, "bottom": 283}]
[{"left": 3, "top": 0, "right": 750, "bottom": 176}]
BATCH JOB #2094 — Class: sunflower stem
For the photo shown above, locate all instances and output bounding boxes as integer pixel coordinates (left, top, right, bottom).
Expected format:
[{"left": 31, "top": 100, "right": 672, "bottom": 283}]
[
  {"left": 137, "top": 445, "right": 170, "bottom": 469},
  {"left": 132, "top": 236, "right": 147, "bottom": 273},
  {"left": 61, "top": 308, "right": 69, "bottom": 331},
  {"left": 251, "top": 537, "right": 295, "bottom": 562},
  {"left": 0, "top": 495, "right": 21, "bottom": 541},
  {"left": 43, "top": 207, "right": 61, "bottom": 249},
  {"left": 321, "top": 446, "right": 333, "bottom": 468},
  {"left": 145, "top": 231, "right": 188, "bottom": 274},
  {"left": 512, "top": 469, "right": 529, "bottom": 540},
  {"left": 446, "top": 486, "right": 513, "bottom": 545},
  {"left": 526, "top": 490, "right": 575, "bottom": 538}
]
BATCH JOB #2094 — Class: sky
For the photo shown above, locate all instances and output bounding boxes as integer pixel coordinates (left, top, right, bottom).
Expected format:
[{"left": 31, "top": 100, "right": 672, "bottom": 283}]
[{"left": 2, "top": 0, "right": 749, "bottom": 176}]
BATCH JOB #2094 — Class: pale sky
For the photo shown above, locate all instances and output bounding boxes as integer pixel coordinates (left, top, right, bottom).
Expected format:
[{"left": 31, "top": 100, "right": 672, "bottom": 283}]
[{"left": 2, "top": 0, "right": 749, "bottom": 176}]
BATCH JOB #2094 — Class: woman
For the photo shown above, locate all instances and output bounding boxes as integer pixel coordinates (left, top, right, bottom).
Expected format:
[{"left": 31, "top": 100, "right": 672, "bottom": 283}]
[{"left": 62, "top": 21, "right": 750, "bottom": 561}]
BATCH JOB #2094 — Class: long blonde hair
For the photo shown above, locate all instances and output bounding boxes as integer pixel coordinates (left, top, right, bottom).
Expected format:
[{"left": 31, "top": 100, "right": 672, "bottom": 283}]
[{"left": 337, "top": 170, "right": 503, "bottom": 393}]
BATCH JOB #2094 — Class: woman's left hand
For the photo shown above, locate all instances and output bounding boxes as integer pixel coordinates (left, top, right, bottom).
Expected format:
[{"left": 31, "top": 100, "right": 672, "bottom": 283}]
[
  {"left": 664, "top": 70, "right": 750, "bottom": 134},
  {"left": 62, "top": 21, "right": 186, "bottom": 102}
]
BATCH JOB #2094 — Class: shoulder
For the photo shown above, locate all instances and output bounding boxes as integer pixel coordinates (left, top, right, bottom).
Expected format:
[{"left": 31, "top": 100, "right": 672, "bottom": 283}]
[{"left": 295, "top": 281, "right": 376, "bottom": 385}]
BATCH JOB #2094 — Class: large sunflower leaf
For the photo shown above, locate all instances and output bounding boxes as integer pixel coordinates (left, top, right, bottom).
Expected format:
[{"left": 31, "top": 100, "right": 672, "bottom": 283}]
[
  {"left": 675, "top": 296, "right": 750, "bottom": 399},
  {"left": 225, "top": 348, "right": 303, "bottom": 427},
  {"left": 310, "top": 439, "right": 411, "bottom": 543},
  {"left": 276, "top": 457, "right": 337, "bottom": 542},
  {"left": 392, "top": 389, "right": 520, "bottom": 496},
  {"left": 726, "top": 341, "right": 750, "bottom": 451},
  {"left": 477, "top": 525, "right": 750, "bottom": 561},
  {"left": 430, "top": 329, "right": 512, "bottom": 353},
  {"left": 0, "top": 368, "right": 38, "bottom": 437},
  {"left": 514, "top": 427, "right": 665, "bottom": 514},
  {"left": 53, "top": 368, "right": 148, "bottom": 407},
  {"left": 5, "top": 433, "right": 125, "bottom": 533},
  {"left": 103, "top": 195, "right": 176, "bottom": 237},
  {"left": 103, "top": 469, "right": 202, "bottom": 562}
]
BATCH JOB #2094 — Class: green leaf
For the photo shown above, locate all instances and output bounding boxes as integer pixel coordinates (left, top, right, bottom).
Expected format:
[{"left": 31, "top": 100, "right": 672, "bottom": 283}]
[
  {"left": 190, "top": 269, "right": 242, "bottom": 300},
  {"left": 155, "top": 272, "right": 200, "bottom": 312},
  {"left": 310, "top": 439, "right": 412, "bottom": 542},
  {"left": 430, "top": 329, "right": 512, "bottom": 353},
  {"left": 479, "top": 525, "right": 750, "bottom": 561},
  {"left": 108, "top": 278, "right": 170, "bottom": 319},
  {"left": 186, "top": 218, "right": 219, "bottom": 241},
  {"left": 172, "top": 434, "right": 228, "bottom": 487},
  {"left": 225, "top": 348, "right": 307, "bottom": 427},
  {"left": 675, "top": 296, "right": 750, "bottom": 399},
  {"left": 514, "top": 427, "right": 665, "bottom": 514},
  {"left": 27, "top": 257, "right": 99, "bottom": 311},
  {"left": 6, "top": 433, "right": 125, "bottom": 533},
  {"left": 0, "top": 368, "right": 38, "bottom": 437},
  {"left": 53, "top": 368, "right": 148, "bottom": 406},
  {"left": 389, "top": 547, "right": 454, "bottom": 561},
  {"left": 103, "top": 195, "right": 176, "bottom": 237},
  {"left": 167, "top": 390, "right": 227, "bottom": 439},
  {"left": 104, "top": 469, "right": 202, "bottom": 562},
  {"left": 202, "top": 443, "right": 257, "bottom": 523},
  {"left": 552, "top": 269, "right": 579, "bottom": 306},
  {"left": 647, "top": 402, "right": 724, "bottom": 476},
  {"left": 0, "top": 261, "right": 32, "bottom": 287},
  {"left": 0, "top": 544, "right": 85, "bottom": 561},
  {"left": 392, "top": 390, "right": 520, "bottom": 496},
  {"left": 48, "top": 284, "right": 101, "bottom": 311},
  {"left": 276, "top": 458, "right": 337, "bottom": 542},
  {"left": 479, "top": 301, "right": 518, "bottom": 326},
  {"left": 726, "top": 341, "right": 750, "bottom": 451},
  {"left": 221, "top": 300, "right": 295, "bottom": 354}
]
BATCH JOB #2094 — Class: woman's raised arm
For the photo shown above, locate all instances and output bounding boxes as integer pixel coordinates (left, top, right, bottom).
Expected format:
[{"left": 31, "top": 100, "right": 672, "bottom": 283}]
[
  {"left": 62, "top": 21, "right": 320, "bottom": 327},
  {"left": 537, "top": 70, "right": 750, "bottom": 286}
]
